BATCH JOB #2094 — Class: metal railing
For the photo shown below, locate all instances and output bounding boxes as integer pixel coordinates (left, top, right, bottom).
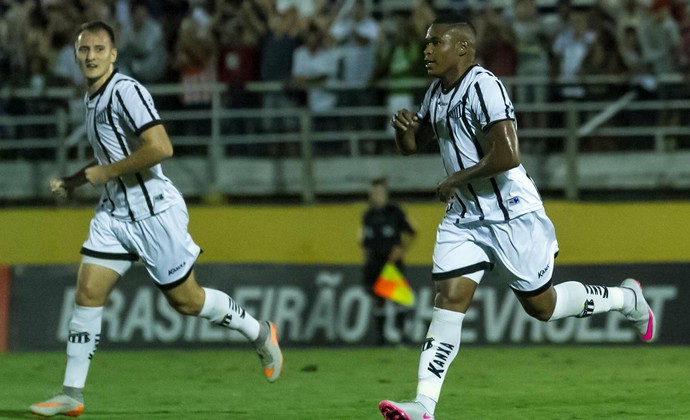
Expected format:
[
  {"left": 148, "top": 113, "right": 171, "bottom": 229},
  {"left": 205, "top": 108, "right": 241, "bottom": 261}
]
[{"left": 1, "top": 74, "right": 689, "bottom": 202}]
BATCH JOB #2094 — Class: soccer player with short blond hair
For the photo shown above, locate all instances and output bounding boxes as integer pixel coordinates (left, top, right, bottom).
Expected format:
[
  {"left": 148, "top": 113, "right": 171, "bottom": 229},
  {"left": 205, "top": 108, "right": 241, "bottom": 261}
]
[{"left": 30, "top": 21, "right": 283, "bottom": 418}]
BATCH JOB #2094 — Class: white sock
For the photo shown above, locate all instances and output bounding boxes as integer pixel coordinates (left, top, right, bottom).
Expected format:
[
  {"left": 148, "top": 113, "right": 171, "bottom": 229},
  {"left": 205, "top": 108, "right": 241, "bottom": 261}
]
[
  {"left": 549, "top": 281, "right": 626, "bottom": 321},
  {"left": 621, "top": 287, "right": 636, "bottom": 315},
  {"left": 415, "top": 307, "right": 464, "bottom": 415},
  {"left": 63, "top": 305, "right": 102, "bottom": 390},
  {"left": 198, "top": 288, "right": 260, "bottom": 341}
]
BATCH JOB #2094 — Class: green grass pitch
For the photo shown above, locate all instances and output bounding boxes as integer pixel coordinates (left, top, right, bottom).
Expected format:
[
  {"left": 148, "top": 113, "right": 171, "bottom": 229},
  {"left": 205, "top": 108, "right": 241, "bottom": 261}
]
[{"left": 2, "top": 346, "right": 689, "bottom": 419}]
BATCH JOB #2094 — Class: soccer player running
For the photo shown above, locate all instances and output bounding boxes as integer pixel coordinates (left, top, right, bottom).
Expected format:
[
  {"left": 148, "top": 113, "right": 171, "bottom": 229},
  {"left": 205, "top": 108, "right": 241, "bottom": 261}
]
[
  {"left": 378, "top": 15, "right": 655, "bottom": 420},
  {"left": 31, "top": 21, "right": 282, "bottom": 418}
]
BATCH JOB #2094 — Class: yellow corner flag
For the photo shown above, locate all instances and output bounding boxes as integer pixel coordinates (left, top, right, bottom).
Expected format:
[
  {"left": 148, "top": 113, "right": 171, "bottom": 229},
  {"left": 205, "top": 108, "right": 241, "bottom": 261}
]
[{"left": 372, "top": 262, "right": 415, "bottom": 307}]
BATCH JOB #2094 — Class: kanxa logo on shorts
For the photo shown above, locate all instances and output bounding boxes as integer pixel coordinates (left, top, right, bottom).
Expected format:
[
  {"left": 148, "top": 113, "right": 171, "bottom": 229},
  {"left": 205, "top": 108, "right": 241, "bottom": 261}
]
[
  {"left": 427, "top": 342, "right": 455, "bottom": 379},
  {"left": 538, "top": 263, "right": 550, "bottom": 279},
  {"left": 168, "top": 261, "right": 186, "bottom": 276}
]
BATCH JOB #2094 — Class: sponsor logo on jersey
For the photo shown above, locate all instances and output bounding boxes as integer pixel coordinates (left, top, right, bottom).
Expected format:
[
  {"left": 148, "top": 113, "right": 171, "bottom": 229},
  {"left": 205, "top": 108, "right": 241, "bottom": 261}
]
[{"left": 506, "top": 197, "right": 520, "bottom": 208}]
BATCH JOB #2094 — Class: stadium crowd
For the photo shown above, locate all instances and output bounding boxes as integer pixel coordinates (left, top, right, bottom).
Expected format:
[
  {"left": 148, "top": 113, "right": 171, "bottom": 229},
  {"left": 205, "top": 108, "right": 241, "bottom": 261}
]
[{"left": 0, "top": 0, "right": 689, "bottom": 156}]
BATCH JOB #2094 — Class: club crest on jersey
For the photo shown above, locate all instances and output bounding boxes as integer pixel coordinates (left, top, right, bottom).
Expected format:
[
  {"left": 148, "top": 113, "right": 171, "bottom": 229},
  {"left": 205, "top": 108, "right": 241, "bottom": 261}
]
[
  {"left": 448, "top": 104, "right": 462, "bottom": 119},
  {"left": 95, "top": 109, "right": 109, "bottom": 125}
]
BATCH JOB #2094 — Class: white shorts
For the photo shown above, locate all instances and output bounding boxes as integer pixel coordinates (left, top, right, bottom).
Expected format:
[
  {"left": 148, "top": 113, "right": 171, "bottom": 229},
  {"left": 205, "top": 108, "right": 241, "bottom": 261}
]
[
  {"left": 431, "top": 208, "right": 559, "bottom": 294},
  {"left": 81, "top": 202, "right": 201, "bottom": 288}
]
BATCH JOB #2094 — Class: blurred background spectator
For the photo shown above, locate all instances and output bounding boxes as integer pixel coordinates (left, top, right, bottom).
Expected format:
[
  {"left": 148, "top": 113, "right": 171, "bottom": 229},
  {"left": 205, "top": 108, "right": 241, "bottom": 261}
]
[
  {"left": 476, "top": 1, "right": 518, "bottom": 78},
  {"left": 552, "top": 5, "right": 595, "bottom": 100},
  {"left": 638, "top": 0, "right": 684, "bottom": 149},
  {"left": 118, "top": 0, "right": 167, "bottom": 83},
  {"left": 329, "top": 0, "right": 380, "bottom": 131},
  {"left": 173, "top": 0, "right": 216, "bottom": 140},
  {"left": 290, "top": 23, "right": 339, "bottom": 137},
  {"left": 259, "top": 5, "right": 301, "bottom": 135},
  {"left": 214, "top": 0, "right": 264, "bottom": 141},
  {"left": 639, "top": 0, "right": 683, "bottom": 76},
  {"left": 1, "top": 0, "right": 689, "bottom": 160},
  {"left": 377, "top": 8, "right": 426, "bottom": 145}
]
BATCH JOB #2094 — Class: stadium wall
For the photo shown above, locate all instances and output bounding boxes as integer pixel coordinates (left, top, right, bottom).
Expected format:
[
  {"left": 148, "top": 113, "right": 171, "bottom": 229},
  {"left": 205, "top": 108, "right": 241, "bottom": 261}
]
[
  {"left": 0, "top": 201, "right": 689, "bottom": 265},
  {"left": 2, "top": 202, "right": 689, "bottom": 350},
  {"left": 7, "top": 263, "right": 690, "bottom": 350}
]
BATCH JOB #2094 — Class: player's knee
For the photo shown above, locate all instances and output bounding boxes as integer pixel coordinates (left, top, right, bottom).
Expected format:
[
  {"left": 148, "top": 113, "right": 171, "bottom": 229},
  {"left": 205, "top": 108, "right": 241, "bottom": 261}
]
[
  {"left": 434, "top": 289, "right": 472, "bottom": 312},
  {"left": 523, "top": 305, "right": 552, "bottom": 322},
  {"left": 166, "top": 289, "right": 205, "bottom": 315},
  {"left": 169, "top": 298, "right": 202, "bottom": 316},
  {"left": 75, "top": 284, "right": 107, "bottom": 306},
  {"left": 170, "top": 301, "right": 199, "bottom": 316}
]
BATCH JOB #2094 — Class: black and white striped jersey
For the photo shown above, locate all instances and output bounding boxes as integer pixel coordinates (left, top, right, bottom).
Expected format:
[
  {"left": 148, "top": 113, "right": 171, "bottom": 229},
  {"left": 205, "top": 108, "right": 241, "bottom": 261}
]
[
  {"left": 416, "top": 64, "right": 544, "bottom": 223},
  {"left": 84, "top": 70, "right": 182, "bottom": 221}
]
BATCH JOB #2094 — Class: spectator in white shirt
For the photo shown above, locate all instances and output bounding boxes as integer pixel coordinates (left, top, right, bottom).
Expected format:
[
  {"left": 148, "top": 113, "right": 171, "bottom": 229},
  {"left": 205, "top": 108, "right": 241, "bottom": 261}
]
[
  {"left": 291, "top": 24, "right": 339, "bottom": 116},
  {"left": 329, "top": 0, "right": 381, "bottom": 129},
  {"left": 552, "top": 7, "right": 595, "bottom": 99},
  {"left": 118, "top": 1, "right": 167, "bottom": 83},
  {"left": 291, "top": 24, "right": 341, "bottom": 153}
]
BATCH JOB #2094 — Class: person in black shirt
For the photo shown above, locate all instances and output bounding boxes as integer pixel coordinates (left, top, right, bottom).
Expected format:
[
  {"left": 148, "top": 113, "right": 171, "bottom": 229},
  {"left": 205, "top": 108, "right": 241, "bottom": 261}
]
[{"left": 360, "top": 177, "right": 416, "bottom": 345}]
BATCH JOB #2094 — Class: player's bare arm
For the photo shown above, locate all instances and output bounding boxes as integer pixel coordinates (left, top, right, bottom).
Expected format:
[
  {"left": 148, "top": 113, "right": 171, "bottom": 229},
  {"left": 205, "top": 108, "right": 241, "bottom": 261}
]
[
  {"left": 436, "top": 120, "right": 520, "bottom": 202},
  {"left": 50, "top": 160, "right": 98, "bottom": 198},
  {"left": 392, "top": 109, "right": 434, "bottom": 155},
  {"left": 84, "top": 124, "right": 173, "bottom": 186}
]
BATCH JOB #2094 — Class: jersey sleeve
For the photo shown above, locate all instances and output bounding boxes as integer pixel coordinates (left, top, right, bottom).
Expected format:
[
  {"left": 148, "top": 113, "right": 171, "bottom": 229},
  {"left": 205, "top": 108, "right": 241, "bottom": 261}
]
[
  {"left": 471, "top": 75, "right": 515, "bottom": 132},
  {"left": 415, "top": 81, "right": 440, "bottom": 122},
  {"left": 113, "top": 80, "right": 163, "bottom": 137}
]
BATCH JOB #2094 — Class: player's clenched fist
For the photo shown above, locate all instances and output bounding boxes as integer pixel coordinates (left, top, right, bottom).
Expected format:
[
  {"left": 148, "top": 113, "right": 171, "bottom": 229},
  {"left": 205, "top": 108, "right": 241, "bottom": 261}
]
[
  {"left": 436, "top": 177, "right": 456, "bottom": 203},
  {"left": 85, "top": 165, "right": 111, "bottom": 186},
  {"left": 391, "top": 109, "right": 419, "bottom": 132},
  {"left": 50, "top": 178, "right": 68, "bottom": 199}
]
